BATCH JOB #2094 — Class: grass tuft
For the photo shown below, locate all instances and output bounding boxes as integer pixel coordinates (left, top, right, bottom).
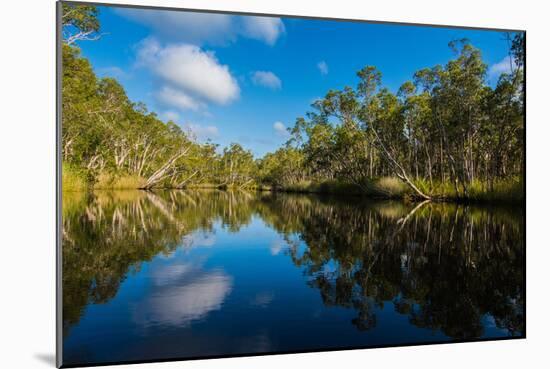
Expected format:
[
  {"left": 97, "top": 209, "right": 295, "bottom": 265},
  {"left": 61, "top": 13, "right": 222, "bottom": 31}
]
[
  {"left": 366, "top": 177, "right": 409, "bottom": 198},
  {"left": 94, "top": 173, "right": 146, "bottom": 190}
]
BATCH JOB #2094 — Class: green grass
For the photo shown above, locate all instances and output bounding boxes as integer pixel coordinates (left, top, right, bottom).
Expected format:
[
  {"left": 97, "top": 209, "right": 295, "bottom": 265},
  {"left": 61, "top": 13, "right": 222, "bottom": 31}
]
[
  {"left": 186, "top": 183, "right": 220, "bottom": 189},
  {"left": 463, "top": 178, "right": 524, "bottom": 203},
  {"left": 276, "top": 177, "right": 407, "bottom": 198},
  {"left": 277, "top": 180, "right": 363, "bottom": 196},
  {"left": 93, "top": 173, "right": 146, "bottom": 190},
  {"left": 272, "top": 176, "right": 523, "bottom": 204},
  {"left": 62, "top": 163, "right": 88, "bottom": 192},
  {"left": 365, "top": 177, "right": 409, "bottom": 198},
  {"left": 413, "top": 177, "right": 524, "bottom": 204}
]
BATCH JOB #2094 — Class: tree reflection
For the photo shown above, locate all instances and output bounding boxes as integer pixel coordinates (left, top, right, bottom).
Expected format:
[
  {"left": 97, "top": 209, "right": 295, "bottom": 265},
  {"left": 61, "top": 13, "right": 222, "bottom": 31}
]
[
  {"left": 62, "top": 190, "right": 524, "bottom": 339},
  {"left": 62, "top": 190, "right": 257, "bottom": 335},
  {"left": 261, "top": 195, "right": 525, "bottom": 338}
]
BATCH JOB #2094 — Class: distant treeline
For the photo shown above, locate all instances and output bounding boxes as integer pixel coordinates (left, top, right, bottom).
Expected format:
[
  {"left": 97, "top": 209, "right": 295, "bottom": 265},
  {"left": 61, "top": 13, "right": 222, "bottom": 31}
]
[{"left": 61, "top": 4, "right": 524, "bottom": 202}]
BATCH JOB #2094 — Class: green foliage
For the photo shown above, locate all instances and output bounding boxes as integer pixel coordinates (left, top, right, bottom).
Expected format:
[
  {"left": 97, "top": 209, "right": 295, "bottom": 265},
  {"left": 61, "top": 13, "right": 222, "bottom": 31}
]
[
  {"left": 61, "top": 3, "right": 101, "bottom": 45},
  {"left": 413, "top": 177, "right": 524, "bottom": 204},
  {"left": 62, "top": 4, "right": 99, "bottom": 32},
  {"left": 271, "top": 36, "right": 524, "bottom": 202},
  {"left": 218, "top": 143, "right": 256, "bottom": 187},
  {"left": 62, "top": 163, "right": 88, "bottom": 192},
  {"left": 62, "top": 41, "right": 258, "bottom": 192},
  {"left": 257, "top": 147, "right": 305, "bottom": 187}
]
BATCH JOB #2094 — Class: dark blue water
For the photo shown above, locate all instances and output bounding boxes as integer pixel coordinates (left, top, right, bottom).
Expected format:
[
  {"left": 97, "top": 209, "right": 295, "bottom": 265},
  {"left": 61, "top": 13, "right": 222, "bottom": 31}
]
[{"left": 62, "top": 190, "right": 524, "bottom": 366}]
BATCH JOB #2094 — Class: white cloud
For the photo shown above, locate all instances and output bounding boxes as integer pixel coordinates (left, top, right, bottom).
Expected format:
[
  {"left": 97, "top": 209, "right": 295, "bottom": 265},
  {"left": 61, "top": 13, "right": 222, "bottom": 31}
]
[
  {"left": 155, "top": 85, "right": 203, "bottom": 112},
  {"left": 241, "top": 16, "right": 285, "bottom": 46},
  {"left": 182, "top": 122, "right": 220, "bottom": 141},
  {"left": 488, "top": 56, "right": 517, "bottom": 80},
  {"left": 117, "top": 8, "right": 234, "bottom": 45},
  {"left": 135, "top": 36, "right": 161, "bottom": 66},
  {"left": 97, "top": 66, "right": 130, "bottom": 80},
  {"left": 273, "top": 121, "right": 289, "bottom": 138},
  {"left": 251, "top": 71, "right": 282, "bottom": 90},
  {"left": 137, "top": 38, "right": 239, "bottom": 112},
  {"left": 162, "top": 110, "right": 180, "bottom": 122},
  {"left": 117, "top": 8, "right": 284, "bottom": 46},
  {"left": 154, "top": 86, "right": 204, "bottom": 111},
  {"left": 317, "top": 61, "right": 329, "bottom": 75},
  {"left": 139, "top": 38, "right": 240, "bottom": 106}
]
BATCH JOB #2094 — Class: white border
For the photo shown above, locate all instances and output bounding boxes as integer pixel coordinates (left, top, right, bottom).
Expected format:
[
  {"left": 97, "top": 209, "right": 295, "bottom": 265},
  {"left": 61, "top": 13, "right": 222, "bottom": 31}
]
[{"left": 1, "top": 1, "right": 548, "bottom": 369}]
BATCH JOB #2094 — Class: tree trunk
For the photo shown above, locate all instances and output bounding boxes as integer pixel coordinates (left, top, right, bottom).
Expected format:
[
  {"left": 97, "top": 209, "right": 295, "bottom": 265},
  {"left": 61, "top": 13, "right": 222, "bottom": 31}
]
[
  {"left": 371, "top": 127, "right": 431, "bottom": 200},
  {"left": 141, "top": 147, "right": 190, "bottom": 189}
]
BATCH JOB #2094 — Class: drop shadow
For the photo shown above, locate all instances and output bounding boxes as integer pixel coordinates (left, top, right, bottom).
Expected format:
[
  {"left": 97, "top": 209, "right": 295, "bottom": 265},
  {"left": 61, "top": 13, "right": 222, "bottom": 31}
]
[{"left": 34, "top": 353, "right": 56, "bottom": 367}]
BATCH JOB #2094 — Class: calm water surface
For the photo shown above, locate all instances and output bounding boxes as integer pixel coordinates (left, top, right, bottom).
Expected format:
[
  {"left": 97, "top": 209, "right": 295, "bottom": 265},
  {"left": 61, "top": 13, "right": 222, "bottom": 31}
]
[{"left": 62, "top": 190, "right": 525, "bottom": 366}]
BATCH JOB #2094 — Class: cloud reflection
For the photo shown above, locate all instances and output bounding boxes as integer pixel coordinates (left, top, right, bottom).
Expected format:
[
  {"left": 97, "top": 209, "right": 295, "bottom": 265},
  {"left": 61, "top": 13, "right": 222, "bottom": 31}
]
[
  {"left": 250, "top": 291, "right": 275, "bottom": 308},
  {"left": 270, "top": 239, "right": 285, "bottom": 255},
  {"left": 133, "top": 263, "right": 232, "bottom": 328}
]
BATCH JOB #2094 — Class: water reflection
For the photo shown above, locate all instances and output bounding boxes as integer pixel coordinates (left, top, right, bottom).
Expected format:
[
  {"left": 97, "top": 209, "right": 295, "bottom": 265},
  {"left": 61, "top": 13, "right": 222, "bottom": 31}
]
[
  {"left": 132, "top": 263, "right": 233, "bottom": 328},
  {"left": 62, "top": 190, "right": 524, "bottom": 363},
  {"left": 277, "top": 197, "right": 524, "bottom": 337}
]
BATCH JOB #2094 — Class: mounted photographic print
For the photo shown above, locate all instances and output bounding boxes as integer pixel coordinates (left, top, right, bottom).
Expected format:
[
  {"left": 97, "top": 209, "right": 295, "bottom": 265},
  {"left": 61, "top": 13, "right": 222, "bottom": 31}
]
[{"left": 57, "top": 1, "right": 526, "bottom": 367}]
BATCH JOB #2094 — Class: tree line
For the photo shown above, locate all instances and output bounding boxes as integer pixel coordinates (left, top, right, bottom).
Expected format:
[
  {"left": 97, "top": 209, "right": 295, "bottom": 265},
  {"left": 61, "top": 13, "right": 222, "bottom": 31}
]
[
  {"left": 61, "top": 4, "right": 525, "bottom": 202},
  {"left": 62, "top": 41, "right": 256, "bottom": 190},
  {"left": 261, "top": 36, "right": 524, "bottom": 200},
  {"left": 61, "top": 4, "right": 258, "bottom": 191}
]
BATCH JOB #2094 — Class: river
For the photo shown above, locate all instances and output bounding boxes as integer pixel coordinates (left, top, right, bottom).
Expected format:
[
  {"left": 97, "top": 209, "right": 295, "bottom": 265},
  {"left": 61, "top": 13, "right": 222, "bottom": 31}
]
[{"left": 61, "top": 189, "right": 525, "bottom": 366}]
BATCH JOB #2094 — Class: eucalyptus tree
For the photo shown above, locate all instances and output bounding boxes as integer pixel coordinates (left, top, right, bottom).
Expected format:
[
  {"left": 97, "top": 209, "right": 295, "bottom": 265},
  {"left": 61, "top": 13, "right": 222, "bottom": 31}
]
[
  {"left": 356, "top": 67, "right": 432, "bottom": 199},
  {"left": 61, "top": 3, "right": 101, "bottom": 45},
  {"left": 258, "top": 147, "right": 305, "bottom": 187},
  {"left": 219, "top": 143, "right": 257, "bottom": 188}
]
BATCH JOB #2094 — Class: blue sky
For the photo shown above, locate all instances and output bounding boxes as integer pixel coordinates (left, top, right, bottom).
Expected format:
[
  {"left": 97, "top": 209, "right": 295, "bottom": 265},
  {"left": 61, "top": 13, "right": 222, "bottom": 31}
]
[{"left": 76, "top": 5, "right": 516, "bottom": 158}]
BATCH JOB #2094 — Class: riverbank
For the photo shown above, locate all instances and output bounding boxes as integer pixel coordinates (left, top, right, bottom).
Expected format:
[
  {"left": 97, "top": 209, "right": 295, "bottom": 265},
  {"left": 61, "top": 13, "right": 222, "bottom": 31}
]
[
  {"left": 62, "top": 165, "right": 523, "bottom": 205},
  {"left": 267, "top": 178, "right": 523, "bottom": 204}
]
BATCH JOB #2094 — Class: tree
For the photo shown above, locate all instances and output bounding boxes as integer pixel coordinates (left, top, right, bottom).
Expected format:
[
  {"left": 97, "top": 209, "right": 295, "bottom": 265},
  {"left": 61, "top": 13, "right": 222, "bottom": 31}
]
[
  {"left": 219, "top": 143, "right": 256, "bottom": 188},
  {"left": 258, "top": 147, "right": 305, "bottom": 187},
  {"left": 62, "top": 4, "right": 101, "bottom": 45},
  {"left": 357, "top": 67, "right": 432, "bottom": 199}
]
